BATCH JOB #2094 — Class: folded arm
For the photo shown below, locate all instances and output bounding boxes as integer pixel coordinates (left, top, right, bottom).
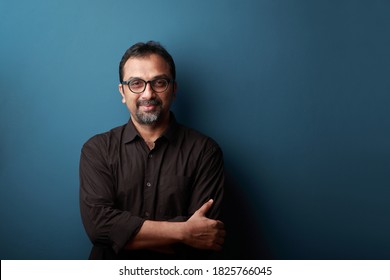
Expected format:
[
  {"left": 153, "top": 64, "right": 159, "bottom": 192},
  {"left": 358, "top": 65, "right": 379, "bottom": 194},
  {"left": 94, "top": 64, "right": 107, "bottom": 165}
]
[{"left": 126, "top": 199, "right": 225, "bottom": 252}]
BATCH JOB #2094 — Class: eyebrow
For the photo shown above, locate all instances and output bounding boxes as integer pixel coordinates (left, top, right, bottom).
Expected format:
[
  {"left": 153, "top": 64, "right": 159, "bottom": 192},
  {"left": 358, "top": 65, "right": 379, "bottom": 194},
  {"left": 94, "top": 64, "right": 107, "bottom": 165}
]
[{"left": 125, "top": 74, "right": 171, "bottom": 81}]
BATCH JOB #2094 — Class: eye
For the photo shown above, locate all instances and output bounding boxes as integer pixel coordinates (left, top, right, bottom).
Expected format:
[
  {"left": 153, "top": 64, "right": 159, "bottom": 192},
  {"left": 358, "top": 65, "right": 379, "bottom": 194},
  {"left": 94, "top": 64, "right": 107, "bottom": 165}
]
[
  {"left": 130, "top": 79, "right": 144, "bottom": 88},
  {"left": 154, "top": 79, "right": 168, "bottom": 87}
]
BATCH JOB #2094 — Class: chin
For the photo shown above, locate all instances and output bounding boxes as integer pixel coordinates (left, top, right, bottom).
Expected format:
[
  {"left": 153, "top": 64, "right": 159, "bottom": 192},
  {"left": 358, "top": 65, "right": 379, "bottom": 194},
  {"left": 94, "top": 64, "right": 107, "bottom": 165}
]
[{"left": 136, "top": 112, "right": 160, "bottom": 125}]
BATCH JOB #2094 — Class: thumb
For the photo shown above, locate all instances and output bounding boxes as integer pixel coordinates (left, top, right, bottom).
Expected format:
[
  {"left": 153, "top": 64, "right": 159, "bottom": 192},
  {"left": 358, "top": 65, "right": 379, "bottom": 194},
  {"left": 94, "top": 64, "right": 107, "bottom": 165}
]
[{"left": 196, "top": 199, "right": 213, "bottom": 216}]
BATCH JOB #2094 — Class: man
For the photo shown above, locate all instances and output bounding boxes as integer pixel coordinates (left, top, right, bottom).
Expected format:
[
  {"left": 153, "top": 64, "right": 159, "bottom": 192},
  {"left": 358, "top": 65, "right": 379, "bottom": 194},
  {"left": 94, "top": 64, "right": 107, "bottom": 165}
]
[{"left": 79, "top": 41, "right": 225, "bottom": 259}]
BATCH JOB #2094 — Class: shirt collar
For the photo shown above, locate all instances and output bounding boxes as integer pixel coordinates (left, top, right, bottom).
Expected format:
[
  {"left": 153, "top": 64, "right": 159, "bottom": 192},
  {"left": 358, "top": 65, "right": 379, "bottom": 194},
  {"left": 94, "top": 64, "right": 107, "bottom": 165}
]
[
  {"left": 122, "top": 112, "right": 179, "bottom": 144},
  {"left": 122, "top": 119, "right": 139, "bottom": 144},
  {"left": 162, "top": 112, "right": 179, "bottom": 142}
]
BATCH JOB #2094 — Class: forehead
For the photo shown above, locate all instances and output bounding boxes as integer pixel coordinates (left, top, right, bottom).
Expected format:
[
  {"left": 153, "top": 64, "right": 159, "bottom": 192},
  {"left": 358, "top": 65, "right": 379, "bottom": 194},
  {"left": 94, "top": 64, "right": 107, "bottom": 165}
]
[{"left": 122, "top": 54, "right": 171, "bottom": 80}]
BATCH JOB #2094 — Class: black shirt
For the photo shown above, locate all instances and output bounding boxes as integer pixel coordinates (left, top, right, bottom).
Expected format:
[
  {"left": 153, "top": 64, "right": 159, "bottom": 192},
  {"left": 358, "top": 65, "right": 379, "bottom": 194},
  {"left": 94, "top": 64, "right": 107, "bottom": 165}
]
[{"left": 79, "top": 114, "right": 224, "bottom": 259}]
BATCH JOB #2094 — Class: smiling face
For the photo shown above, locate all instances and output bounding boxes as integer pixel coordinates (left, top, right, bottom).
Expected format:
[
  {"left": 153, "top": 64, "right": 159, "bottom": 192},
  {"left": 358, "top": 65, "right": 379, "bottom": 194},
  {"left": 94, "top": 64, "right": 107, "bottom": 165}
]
[{"left": 119, "top": 54, "right": 177, "bottom": 128}]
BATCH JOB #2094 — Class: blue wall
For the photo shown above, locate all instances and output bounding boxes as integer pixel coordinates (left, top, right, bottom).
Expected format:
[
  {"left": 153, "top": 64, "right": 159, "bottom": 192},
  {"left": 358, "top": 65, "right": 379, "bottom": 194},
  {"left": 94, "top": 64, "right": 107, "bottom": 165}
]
[{"left": 1, "top": 0, "right": 390, "bottom": 259}]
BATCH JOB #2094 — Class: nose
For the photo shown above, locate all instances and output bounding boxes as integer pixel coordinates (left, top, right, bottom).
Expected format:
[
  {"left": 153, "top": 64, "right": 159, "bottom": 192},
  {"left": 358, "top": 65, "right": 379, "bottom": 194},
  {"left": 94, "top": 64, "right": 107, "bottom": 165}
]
[{"left": 140, "top": 82, "right": 155, "bottom": 99}]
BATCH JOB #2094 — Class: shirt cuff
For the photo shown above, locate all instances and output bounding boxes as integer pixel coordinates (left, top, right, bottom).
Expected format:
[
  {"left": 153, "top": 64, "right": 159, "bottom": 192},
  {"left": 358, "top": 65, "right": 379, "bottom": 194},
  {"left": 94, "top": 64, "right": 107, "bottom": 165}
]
[{"left": 110, "top": 215, "right": 145, "bottom": 254}]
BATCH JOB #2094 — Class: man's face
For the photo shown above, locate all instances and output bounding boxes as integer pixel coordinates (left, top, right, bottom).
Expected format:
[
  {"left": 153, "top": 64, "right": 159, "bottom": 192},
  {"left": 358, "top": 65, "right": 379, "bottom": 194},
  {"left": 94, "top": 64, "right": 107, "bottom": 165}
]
[{"left": 119, "top": 54, "right": 176, "bottom": 127}]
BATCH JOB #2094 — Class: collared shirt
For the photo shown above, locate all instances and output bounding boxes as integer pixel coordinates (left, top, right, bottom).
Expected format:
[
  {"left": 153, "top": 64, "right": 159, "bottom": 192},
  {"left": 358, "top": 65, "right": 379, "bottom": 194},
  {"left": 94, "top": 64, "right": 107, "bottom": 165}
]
[{"left": 79, "top": 114, "right": 224, "bottom": 259}]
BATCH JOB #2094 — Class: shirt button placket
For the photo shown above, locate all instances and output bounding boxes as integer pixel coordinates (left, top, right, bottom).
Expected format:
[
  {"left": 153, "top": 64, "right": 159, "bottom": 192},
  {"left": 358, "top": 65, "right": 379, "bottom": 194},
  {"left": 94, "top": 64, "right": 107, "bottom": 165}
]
[{"left": 144, "top": 150, "right": 155, "bottom": 219}]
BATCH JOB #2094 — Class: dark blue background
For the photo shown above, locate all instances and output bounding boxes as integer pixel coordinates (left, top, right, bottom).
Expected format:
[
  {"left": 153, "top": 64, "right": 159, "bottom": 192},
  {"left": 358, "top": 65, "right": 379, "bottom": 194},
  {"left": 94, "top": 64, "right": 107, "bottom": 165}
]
[{"left": 1, "top": 0, "right": 389, "bottom": 259}]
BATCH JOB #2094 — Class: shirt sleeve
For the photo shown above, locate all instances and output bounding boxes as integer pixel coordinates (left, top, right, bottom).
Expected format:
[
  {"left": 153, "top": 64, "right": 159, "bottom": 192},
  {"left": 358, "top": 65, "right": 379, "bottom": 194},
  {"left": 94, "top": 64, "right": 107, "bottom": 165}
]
[
  {"left": 79, "top": 135, "right": 145, "bottom": 254},
  {"left": 173, "top": 137, "right": 225, "bottom": 259},
  {"left": 188, "top": 137, "right": 225, "bottom": 220}
]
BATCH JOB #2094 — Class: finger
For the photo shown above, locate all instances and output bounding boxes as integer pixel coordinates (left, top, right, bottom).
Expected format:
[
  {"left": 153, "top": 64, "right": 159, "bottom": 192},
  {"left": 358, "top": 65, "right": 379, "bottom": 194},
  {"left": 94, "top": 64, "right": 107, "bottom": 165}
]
[
  {"left": 215, "top": 221, "right": 225, "bottom": 229},
  {"left": 215, "top": 237, "right": 225, "bottom": 246},
  {"left": 196, "top": 199, "right": 213, "bottom": 216},
  {"left": 211, "top": 243, "right": 223, "bottom": 252},
  {"left": 217, "top": 229, "right": 226, "bottom": 238}
]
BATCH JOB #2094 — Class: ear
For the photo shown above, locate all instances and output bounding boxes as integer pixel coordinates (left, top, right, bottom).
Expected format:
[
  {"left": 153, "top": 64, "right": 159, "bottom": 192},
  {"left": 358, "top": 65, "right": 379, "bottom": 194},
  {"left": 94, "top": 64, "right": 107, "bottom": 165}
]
[{"left": 118, "top": 84, "right": 126, "bottom": 104}]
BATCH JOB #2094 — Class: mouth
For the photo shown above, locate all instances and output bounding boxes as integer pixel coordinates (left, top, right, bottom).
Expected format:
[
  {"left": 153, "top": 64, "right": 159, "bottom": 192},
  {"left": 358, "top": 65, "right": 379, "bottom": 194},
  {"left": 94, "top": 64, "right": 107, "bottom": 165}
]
[
  {"left": 137, "top": 100, "right": 161, "bottom": 111},
  {"left": 140, "top": 104, "right": 157, "bottom": 112}
]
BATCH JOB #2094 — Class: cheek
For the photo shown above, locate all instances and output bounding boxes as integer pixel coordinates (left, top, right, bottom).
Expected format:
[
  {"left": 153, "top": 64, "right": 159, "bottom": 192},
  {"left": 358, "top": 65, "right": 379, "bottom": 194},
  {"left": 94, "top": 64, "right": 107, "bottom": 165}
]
[
  {"left": 162, "top": 94, "right": 175, "bottom": 106},
  {"left": 124, "top": 96, "right": 138, "bottom": 110}
]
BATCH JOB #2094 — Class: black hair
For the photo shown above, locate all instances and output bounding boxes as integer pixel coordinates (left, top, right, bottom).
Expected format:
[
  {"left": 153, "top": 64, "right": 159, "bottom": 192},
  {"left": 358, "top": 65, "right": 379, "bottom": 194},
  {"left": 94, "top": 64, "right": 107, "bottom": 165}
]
[{"left": 119, "top": 41, "right": 176, "bottom": 83}]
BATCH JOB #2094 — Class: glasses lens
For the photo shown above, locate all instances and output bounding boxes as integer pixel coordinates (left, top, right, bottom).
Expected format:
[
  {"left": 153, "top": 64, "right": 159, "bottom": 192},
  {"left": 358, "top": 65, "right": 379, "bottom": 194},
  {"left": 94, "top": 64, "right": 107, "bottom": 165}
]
[
  {"left": 126, "top": 78, "right": 170, "bottom": 93},
  {"left": 129, "top": 79, "right": 145, "bottom": 93},
  {"left": 151, "top": 79, "right": 169, "bottom": 92}
]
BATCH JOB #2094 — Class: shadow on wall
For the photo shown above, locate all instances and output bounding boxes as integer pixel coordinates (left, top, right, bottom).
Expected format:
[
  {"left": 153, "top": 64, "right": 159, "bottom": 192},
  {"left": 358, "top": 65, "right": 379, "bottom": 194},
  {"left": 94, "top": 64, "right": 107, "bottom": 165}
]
[
  {"left": 173, "top": 68, "right": 271, "bottom": 259},
  {"left": 221, "top": 172, "right": 273, "bottom": 259}
]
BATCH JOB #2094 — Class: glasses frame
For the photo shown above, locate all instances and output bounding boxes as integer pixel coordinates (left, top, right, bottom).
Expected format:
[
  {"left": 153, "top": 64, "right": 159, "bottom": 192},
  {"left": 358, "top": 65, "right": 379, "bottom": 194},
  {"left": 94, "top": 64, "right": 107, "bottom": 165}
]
[{"left": 121, "top": 77, "right": 174, "bottom": 94}]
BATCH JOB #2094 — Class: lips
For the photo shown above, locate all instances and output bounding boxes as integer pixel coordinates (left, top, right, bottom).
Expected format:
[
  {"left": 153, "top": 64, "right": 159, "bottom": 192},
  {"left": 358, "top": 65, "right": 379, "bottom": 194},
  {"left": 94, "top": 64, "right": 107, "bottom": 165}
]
[
  {"left": 137, "top": 99, "right": 161, "bottom": 112},
  {"left": 141, "top": 104, "right": 156, "bottom": 111}
]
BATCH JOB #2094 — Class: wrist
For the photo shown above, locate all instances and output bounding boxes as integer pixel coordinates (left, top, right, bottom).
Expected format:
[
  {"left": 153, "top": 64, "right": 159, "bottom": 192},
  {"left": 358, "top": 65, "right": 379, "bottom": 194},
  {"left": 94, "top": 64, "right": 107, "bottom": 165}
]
[{"left": 176, "top": 221, "right": 189, "bottom": 244}]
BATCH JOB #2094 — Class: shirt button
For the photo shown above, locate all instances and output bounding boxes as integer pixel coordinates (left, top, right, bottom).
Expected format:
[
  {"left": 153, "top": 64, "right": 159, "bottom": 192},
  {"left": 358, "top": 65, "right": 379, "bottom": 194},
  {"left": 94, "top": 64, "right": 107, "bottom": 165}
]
[
  {"left": 146, "top": 182, "right": 152, "bottom": 187},
  {"left": 148, "top": 154, "right": 153, "bottom": 159},
  {"left": 145, "top": 211, "right": 150, "bottom": 217}
]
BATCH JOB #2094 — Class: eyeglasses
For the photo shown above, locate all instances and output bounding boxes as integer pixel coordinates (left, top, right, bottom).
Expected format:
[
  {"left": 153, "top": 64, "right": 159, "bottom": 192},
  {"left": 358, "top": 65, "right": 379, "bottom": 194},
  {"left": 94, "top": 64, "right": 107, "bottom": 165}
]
[{"left": 121, "top": 78, "right": 173, "bottom": 94}]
